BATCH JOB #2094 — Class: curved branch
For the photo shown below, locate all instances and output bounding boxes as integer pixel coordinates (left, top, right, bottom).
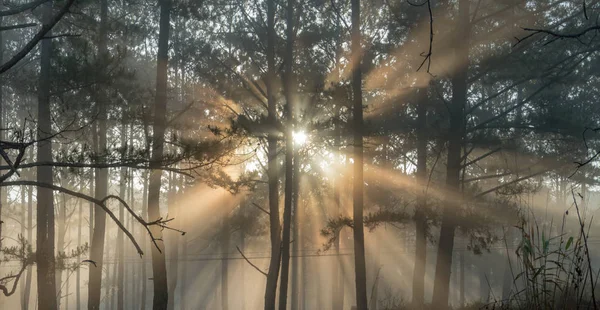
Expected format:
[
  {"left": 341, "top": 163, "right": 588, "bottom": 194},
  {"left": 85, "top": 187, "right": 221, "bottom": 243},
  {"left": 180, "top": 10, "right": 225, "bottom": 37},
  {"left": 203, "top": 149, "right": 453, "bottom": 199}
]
[
  {"left": 0, "top": 181, "right": 152, "bottom": 256},
  {"left": 0, "top": 263, "right": 26, "bottom": 296},
  {"left": 0, "top": 0, "right": 76, "bottom": 74}
]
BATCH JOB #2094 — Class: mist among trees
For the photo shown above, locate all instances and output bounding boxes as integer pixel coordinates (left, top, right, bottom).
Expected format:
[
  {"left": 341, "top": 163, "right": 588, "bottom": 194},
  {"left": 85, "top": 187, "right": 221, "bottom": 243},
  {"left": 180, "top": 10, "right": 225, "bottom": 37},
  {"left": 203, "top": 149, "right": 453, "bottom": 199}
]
[{"left": 0, "top": 0, "right": 600, "bottom": 309}]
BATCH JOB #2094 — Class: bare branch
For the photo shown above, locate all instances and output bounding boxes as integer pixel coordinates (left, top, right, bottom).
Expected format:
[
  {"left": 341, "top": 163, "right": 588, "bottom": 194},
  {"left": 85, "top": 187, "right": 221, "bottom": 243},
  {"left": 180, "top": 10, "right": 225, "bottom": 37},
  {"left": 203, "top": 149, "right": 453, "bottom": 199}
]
[
  {"left": 236, "top": 245, "right": 267, "bottom": 276},
  {"left": 0, "top": 0, "right": 77, "bottom": 74}
]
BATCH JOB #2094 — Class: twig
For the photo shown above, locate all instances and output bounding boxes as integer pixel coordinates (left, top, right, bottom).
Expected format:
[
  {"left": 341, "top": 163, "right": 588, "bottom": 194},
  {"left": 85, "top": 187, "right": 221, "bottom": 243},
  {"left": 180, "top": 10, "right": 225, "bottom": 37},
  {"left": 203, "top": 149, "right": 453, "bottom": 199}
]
[
  {"left": 236, "top": 245, "right": 267, "bottom": 276},
  {"left": 252, "top": 202, "right": 270, "bottom": 215}
]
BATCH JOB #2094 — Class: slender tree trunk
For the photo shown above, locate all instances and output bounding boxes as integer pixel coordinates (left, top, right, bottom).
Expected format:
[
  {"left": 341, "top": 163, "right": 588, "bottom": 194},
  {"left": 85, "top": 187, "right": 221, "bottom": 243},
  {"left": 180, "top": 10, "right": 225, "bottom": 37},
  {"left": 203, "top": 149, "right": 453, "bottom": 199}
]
[
  {"left": 129, "top": 165, "right": 136, "bottom": 310},
  {"left": 20, "top": 175, "right": 26, "bottom": 309},
  {"left": 179, "top": 188, "right": 187, "bottom": 310},
  {"left": 0, "top": 13, "right": 4, "bottom": 255},
  {"left": 431, "top": 0, "right": 469, "bottom": 307},
  {"left": 278, "top": 0, "right": 296, "bottom": 307},
  {"left": 221, "top": 218, "right": 230, "bottom": 310},
  {"left": 23, "top": 148, "right": 34, "bottom": 310},
  {"left": 140, "top": 169, "right": 149, "bottom": 310},
  {"left": 240, "top": 211, "right": 246, "bottom": 310},
  {"left": 351, "top": 0, "right": 368, "bottom": 307},
  {"left": 148, "top": 1, "right": 172, "bottom": 308},
  {"left": 331, "top": 103, "right": 343, "bottom": 310},
  {"left": 56, "top": 192, "right": 67, "bottom": 308},
  {"left": 117, "top": 120, "right": 127, "bottom": 310},
  {"left": 264, "top": 0, "right": 281, "bottom": 305},
  {"left": 36, "top": 1, "right": 58, "bottom": 308},
  {"left": 77, "top": 182, "right": 83, "bottom": 310},
  {"left": 88, "top": 0, "right": 109, "bottom": 308},
  {"left": 291, "top": 161, "right": 300, "bottom": 310},
  {"left": 460, "top": 251, "right": 465, "bottom": 307},
  {"left": 412, "top": 88, "right": 428, "bottom": 308},
  {"left": 167, "top": 173, "right": 179, "bottom": 310}
]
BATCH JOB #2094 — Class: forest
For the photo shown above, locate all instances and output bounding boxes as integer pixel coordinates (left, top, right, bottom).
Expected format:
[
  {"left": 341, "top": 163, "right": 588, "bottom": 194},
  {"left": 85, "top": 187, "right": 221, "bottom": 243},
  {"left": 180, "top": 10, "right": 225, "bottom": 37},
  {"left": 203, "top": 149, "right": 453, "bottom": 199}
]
[{"left": 0, "top": 0, "right": 599, "bottom": 309}]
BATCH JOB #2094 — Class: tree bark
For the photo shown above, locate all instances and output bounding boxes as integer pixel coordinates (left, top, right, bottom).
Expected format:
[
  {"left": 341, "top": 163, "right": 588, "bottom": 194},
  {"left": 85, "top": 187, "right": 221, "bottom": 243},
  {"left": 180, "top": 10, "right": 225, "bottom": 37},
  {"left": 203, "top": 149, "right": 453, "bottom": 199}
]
[
  {"left": 351, "top": 0, "right": 368, "bottom": 308},
  {"left": 36, "top": 1, "right": 58, "bottom": 309},
  {"left": 148, "top": 0, "right": 172, "bottom": 308},
  {"left": 431, "top": 0, "right": 470, "bottom": 307},
  {"left": 88, "top": 0, "right": 109, "bottom": 308}
]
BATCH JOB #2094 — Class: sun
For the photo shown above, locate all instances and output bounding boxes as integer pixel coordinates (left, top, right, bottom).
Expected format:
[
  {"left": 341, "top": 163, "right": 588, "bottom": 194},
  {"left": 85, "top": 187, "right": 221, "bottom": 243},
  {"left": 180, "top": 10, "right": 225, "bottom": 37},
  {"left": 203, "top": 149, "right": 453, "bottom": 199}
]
[{"left": 293, "top": 130, "right": 308, "bottom": 146}]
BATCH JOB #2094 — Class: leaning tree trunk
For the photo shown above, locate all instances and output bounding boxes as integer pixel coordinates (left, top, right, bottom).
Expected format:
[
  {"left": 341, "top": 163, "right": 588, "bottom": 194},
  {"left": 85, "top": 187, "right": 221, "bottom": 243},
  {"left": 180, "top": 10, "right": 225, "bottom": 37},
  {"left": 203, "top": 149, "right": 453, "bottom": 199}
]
[
  {"left": 351, "top": 0, "right": 368, "bottom": 308},
  {"left": 88, "top": 0, "right": 109, "bottom": 308},
  {"left": 431, "top": 0, "right": 469, "bottom": 307},
  {"left": 36, "top": 1, "right": 58, "bottom": 309},
  {"left": 264, "top": 0, "right": 281, "bottom": 306},
  {"left": 147, "top": 0, "right": 172, "bottom": 308},
  {"left": 412, "top": 88, "right": 428, "bottom": 308}
]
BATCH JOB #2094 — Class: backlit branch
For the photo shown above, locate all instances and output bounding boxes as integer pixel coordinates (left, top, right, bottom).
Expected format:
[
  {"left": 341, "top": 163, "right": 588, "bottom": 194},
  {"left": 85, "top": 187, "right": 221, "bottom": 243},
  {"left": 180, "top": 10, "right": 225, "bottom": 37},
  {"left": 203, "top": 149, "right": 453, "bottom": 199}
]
[{"left": 0, "top": 181, "right": 183, "bottom": 256}]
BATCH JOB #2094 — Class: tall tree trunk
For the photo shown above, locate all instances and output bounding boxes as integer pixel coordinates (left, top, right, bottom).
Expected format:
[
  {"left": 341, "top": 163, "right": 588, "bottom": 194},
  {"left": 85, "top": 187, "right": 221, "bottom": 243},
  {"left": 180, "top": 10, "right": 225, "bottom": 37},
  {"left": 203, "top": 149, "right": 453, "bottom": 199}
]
[
  {"left": 240, "top": 208, "right": 246, "bottom": 310},
  {"left": 179, "top": 188, "right": 187, "bottom": 310},
  {"left": 167, "top": 173, "right": 179, "bottom": 310},
  {"left": 0, "top": 13, "right": 4, "bottom": 255},
  {"left": 291, "top": 159, "right": 300, "bottom": 310},
  {"left": 331, "top": 103, "right": 344, "bottom": 310},
  {"left": 278, "top": 0, "right": 296, "bottom": 307},
  {"left": 20, "top": 174, "right": 26, "bottom": 309},
  {"left": 264, "top": 0, "right": 281, "bottom": 305},
  {"left": 221, "top": 218, "right": 230, "bottom": 310},
  {"left": 56, "top": 192, "right": 67, "bottom": 308},
  {"left": 351, "top": 0, "right": 368, "bottom": 308},
  {"left": 412, "top": 88, "right": 428, "bottom": 308},
  {"left": 148, "top": 0, "right": 172, "bottom": 308},
  {"left": 459, "top": 250, "right": 465, "bottom": 307},
  {"left": 108, "top": 242, "right": 114, "bottom": 309},
  {"left": 117, "top": 120, "right": 127, "bottom": 310},
  {"left": 431, "top": 0, "right": 469, "bottom": 307},
  {"left": 129, "top": 165, "right": 136, "bottom": 310},
  {"left": 23, "top": 147, "right": 34, "bottom": 310},
  {"left": 88, "top": 0, "right": 109, "bottom": 308},
  {"left": 140, "top": 169, "right": 148, "bottom": 310},
  {"left": 77, "top": 181, "right": 83, "bottom": 310},
  {"left": 36, "top": 1, "right": 58, "bottom": 309}
]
